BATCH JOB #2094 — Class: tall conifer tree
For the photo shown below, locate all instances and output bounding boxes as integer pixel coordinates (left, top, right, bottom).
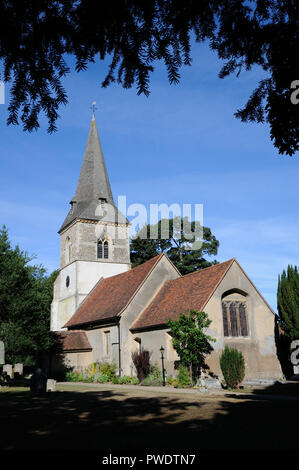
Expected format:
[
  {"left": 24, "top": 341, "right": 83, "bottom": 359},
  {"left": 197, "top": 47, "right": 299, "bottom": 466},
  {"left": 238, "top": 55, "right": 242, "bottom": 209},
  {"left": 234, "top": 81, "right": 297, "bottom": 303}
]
[{"left": 277, "top": 265, "right": 299, "bottom": 340}]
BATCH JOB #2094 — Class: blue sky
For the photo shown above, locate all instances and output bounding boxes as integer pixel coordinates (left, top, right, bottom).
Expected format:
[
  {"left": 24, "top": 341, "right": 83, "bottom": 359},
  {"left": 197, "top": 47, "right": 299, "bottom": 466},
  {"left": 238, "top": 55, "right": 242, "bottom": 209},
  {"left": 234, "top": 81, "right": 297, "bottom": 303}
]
[{"left": 0, "top": 41, "right": 298, "bottom": 312}]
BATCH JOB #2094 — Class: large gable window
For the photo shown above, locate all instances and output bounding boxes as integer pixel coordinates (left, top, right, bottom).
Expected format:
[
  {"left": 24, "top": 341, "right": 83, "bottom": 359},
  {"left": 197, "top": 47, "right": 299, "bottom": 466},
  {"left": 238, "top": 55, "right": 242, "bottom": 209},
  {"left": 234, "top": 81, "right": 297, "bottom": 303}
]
[{"left": 222, "top": 290, "right": 249, "bottom": 337}]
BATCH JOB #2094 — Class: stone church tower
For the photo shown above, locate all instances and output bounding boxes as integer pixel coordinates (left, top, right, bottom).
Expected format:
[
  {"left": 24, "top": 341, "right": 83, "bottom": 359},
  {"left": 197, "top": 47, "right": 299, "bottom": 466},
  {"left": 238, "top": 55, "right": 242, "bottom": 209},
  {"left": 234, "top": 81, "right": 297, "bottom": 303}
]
[{"left": 50, "top": 114, "right": 131, "bottom": 331}]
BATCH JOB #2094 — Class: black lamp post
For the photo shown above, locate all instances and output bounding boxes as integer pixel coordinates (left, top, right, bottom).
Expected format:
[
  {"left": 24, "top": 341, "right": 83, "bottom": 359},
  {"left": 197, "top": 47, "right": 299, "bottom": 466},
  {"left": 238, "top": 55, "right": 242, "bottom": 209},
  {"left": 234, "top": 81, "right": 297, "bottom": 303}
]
[{"left": 160, "top": 346, "right": 166, "bottom": 386}]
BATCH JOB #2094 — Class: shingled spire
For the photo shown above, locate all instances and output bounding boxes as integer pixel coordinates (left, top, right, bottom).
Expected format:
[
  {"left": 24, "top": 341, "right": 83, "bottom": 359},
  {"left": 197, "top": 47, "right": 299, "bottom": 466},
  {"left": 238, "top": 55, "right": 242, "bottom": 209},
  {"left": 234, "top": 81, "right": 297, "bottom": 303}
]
[{"left": 59, "top": 115, "right": 122, "bottom": 233}]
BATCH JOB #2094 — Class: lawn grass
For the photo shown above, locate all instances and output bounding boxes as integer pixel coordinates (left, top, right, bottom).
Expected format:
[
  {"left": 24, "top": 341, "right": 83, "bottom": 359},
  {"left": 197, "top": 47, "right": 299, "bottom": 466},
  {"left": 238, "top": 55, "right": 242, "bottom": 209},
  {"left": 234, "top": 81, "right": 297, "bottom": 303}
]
[{"left": 0, "top": 383, "right": 298, "bottom": 452}]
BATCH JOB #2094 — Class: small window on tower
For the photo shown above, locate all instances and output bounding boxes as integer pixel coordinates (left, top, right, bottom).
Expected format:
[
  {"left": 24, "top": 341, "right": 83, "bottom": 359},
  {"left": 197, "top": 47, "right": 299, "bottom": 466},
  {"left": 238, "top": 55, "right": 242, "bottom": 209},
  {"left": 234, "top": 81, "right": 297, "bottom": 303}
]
[
  {"left": 65, "top": 236, "right": 71, "bottom": 264},
  {"left": 103, "top": 241, "right": 109, "bottom": 259},
  {"left": 97, "top": 240, "right": 103, "bottom": 258},
  {"left": 97, "top": 239, "right": 109, "bottom": 259}
]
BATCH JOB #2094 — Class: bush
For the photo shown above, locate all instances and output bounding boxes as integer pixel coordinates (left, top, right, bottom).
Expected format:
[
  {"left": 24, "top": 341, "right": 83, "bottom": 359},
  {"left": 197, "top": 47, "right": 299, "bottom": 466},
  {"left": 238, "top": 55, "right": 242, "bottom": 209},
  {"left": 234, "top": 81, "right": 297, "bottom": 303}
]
[
  {"left": 65, "top": 370, "right": 77, "bottom": 382},
  {"left": 141, "top": 373, "right": 162, "bottom": 386},
  {"left": 166, "top": 376, "right": 175, "bottom": 386},
  {"left": 83, "top": 376, "right": 94, "bottom": 383},
  {"left": 98, "top": 362, "right": 117, "bottom": 379},
  {"left": 65, "top": 371, "right": 86, "bottom": 382},
  {"left": 111, "top": 376, "right": 119, "bottom": 384},
  {"left": 131, "top": 348, "right": 151, "bottom": 382},
  {"left": 220, "top": 346, "right": 245, "bottom": 389},
  {"left": 97, "top": 374, "right": 109, "bottom": 383},
  {"left": 177, "top": 365, "right": 191, "bottom": 388},
  {"left": 149, "top": 362, "right": 162, "bottom": 381},
  {"left": 172, "top": 378, "right": 180, "bottom": 388},
  {"left": 119, "top": 375, "right": 132, "bottom": 384},
  {"left": 131, "top": 377, "right": 139, "bottom": 385}
]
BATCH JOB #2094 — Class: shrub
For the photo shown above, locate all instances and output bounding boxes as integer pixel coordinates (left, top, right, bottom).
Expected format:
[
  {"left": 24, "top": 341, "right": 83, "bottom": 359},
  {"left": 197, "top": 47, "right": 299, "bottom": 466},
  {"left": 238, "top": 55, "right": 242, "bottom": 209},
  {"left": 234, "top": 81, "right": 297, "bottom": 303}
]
[
  {"left": 98, "top": 362, "right": 117, "bottom": 379},
  {"left": 119, "top": 375, "right": 132, "bottom": 384},
  {"left": 97, "top": 374, "right": 110, "bottom": 383},
  {"left": 65, "top": 370, "right": 77, "bottom": 382},
  {"left": 111, "top": 376, "right": 119, "bottom": 384},
  {"left": 172, "top": 378, "right": 180, "bottom": 388},
  {"left": 149, "top": 362, "right": 162, "bottom": 381},
  {"left": 83, "top": 376, "right": 94, "bottom": 383},
  {"left": 166, "top": 376, "right": 175, "bottom": 386},
  {"left": 65, "top": 371, "right": 87, "bottom": 382},
  {"left": 177, "top": 365, "right": 191, "bottom": 388},
  {"left": 220, "top": 346, "right": 245, "bottom": 389},
  {"left": 131, "top": 348, "right": 151, "bottom": 383},
  {"left": 141, "top": 373, "right": 162, "bottom": 386},
  {"left": 131, "top": 377, "right": 139, "bottom": 385},
  {"left": 89, "top": 363, "right": 97, "bottom": 375}
]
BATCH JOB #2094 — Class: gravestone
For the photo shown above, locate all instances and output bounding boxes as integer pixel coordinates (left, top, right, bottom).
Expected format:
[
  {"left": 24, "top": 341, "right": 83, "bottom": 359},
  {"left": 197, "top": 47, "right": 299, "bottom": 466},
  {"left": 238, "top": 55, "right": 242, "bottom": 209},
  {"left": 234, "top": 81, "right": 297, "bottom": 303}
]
[
  {"left": 3, "top": 364, "right": 13, "bottom": 378},
  {"left": 0, "top": 341, "right": 4, "bottom": 365},
  {"left": 14, "top": 363, "right": 23, "bottom": 376},
  {"left": 30, "top": 368, "right": 47, "bottom": 394},
  {"left": 46, "top": 379, "right": 56, "bottom": 392}
]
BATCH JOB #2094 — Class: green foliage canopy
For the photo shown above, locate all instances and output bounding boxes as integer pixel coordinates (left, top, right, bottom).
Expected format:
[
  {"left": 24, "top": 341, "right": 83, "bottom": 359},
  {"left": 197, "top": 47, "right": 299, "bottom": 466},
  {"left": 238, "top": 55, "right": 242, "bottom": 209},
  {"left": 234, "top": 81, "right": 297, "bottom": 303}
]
[
  {"left": 0, "top": 226, "right": 58, "bottom": 365},
  {"left": 167, "top": 310, "right": 216, "bottom": 382},
  {"left": 0, "top": 1, "right": 296, "bottom": 155},
  {"left": 130, "top": 217, "right": 219, "bottom": 275},
  {"left": 277, "top": 265, "right": 299, "bottom": 340},
  {"left": 220, "top": 346, "right": 245, "bottom": 389}
]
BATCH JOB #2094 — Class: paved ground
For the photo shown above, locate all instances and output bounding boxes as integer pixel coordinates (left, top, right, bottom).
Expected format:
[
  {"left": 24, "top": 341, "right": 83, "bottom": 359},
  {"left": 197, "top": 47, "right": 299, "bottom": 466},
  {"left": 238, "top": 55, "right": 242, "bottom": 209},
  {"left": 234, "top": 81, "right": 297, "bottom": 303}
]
[{"left": 1, "top": 382, "right": 298, "bottom": 453}]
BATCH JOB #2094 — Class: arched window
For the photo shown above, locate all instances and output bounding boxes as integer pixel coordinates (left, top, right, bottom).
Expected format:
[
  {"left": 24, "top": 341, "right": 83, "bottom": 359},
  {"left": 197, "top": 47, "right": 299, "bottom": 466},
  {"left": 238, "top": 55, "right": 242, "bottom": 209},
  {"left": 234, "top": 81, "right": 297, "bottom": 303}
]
[
  {"left": 103, "top": 240, "right": 109, "bottom": 259},
  {"left": 97, "top": 239, "right": 109, "bottom": 259},
  {"left": 221, "top": 290, "right": 249, "bottom": 337}
]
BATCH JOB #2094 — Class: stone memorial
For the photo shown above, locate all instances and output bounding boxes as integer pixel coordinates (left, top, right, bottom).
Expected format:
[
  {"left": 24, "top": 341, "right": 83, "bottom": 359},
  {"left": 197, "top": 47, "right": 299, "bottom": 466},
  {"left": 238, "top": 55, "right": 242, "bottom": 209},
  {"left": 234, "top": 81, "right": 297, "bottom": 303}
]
[
  {"left": 46, "top": 379, "right": 56, "bottom": 392},
  {"left": 3, "top": 364, "right": 13, "bottom": 378},
  {"left": 14, "top": 363, "right": 23, "bottom": 376},
  {"left": 30, "top": 368, "right": 47, "bottom": 394},
  {"left": 0, "top": 341, "right": 4, "bottom": 365}
]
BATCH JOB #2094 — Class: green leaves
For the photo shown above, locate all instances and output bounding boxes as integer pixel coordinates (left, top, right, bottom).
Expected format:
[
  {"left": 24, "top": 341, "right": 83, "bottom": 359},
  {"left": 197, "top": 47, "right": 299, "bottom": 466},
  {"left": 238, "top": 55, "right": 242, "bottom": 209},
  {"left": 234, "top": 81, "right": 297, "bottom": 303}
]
[
  {"left": 0, "top": 226, "right": 59, "bottom": 364},
  {"left": 0, "top": 1, "right": 296, "bottom": 154},
  {"left": 167, "top": 310, "right": 215, "bottom": 383},
  {"left": 277, "top": 265, "right": 299, "bottom": 340},
  {"left": 130, "top": 217, "right": 219, "bottom": 274},
  {"left": 220, "top": 346, "right": 245, "bottom": 389}
]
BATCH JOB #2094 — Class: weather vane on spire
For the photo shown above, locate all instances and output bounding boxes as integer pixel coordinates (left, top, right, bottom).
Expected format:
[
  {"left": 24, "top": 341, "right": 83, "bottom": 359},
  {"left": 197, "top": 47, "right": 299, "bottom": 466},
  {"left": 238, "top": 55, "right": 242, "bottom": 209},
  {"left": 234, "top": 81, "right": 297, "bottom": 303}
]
[{"left": 91, "top": 101, "right": 97, "bottom": 120}]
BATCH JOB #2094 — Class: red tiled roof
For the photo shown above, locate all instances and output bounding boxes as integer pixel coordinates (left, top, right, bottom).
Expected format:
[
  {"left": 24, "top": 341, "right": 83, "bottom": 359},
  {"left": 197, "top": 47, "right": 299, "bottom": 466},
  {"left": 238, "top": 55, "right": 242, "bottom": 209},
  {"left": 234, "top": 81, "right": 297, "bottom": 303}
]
[
  {"left": 65, "top": 254, "right": 163, "bottom": 328},
  {"left": 53, "top": 330, "right": 92, "bottom": 351},
  {"left": 131, "top": 259, "right": 234, "bottom": 331}
]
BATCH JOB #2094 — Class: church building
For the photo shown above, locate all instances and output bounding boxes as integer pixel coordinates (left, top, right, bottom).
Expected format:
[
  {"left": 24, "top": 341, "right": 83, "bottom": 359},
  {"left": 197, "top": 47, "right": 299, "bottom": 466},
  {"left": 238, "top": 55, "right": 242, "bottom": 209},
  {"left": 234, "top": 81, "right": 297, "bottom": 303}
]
[{"left": 50, "top": 115, "right": 283, "bottom": 383}]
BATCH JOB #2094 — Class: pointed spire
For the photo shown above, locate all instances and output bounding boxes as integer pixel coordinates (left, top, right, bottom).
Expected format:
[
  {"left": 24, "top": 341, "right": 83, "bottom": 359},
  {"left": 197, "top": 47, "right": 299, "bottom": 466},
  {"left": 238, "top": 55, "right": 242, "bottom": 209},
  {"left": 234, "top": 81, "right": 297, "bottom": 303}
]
[
  {"left": 59, "top": 114, "right": 117, "bottom": 233},
  {"left": 74, "top": 115, "right": 114, "bottom": 205}
]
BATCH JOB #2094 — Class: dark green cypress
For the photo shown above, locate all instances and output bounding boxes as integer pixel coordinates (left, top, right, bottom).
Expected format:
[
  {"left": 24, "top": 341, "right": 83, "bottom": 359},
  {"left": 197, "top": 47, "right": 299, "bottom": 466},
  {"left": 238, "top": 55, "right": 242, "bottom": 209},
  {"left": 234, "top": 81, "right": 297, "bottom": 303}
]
[{"left": 277, "top": 265, "right": 299, "bottom": 340}]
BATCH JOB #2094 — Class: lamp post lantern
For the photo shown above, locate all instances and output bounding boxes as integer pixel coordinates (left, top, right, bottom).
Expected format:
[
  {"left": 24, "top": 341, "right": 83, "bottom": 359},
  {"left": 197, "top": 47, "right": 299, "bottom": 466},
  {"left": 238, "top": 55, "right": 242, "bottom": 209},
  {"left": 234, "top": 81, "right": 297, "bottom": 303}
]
[{"left": 160, "top": 346, "right": 166, "bottom": 386}]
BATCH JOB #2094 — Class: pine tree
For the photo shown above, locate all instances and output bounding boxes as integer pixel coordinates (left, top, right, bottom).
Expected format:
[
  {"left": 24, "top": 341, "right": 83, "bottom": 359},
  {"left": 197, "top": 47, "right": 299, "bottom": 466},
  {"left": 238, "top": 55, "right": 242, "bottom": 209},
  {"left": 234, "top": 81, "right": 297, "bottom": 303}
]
[{"left": 277, "top": 265, "right": 299, "bottom": 340}]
